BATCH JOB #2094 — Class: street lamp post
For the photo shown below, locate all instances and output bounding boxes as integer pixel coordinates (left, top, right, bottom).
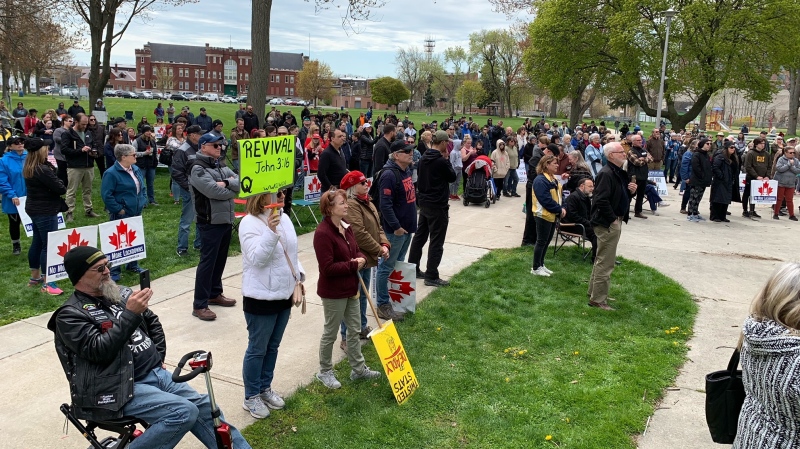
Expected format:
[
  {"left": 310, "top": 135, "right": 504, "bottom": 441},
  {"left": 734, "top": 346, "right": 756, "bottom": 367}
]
[{"left": 655, "top": 8, "right": 676, "bottom": 128}]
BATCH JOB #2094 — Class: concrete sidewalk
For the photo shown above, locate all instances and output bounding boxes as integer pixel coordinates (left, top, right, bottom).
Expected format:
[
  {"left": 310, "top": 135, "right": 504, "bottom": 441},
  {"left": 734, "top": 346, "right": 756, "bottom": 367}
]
[{"left": 0, "top": 190, "right": 793, "bottom": 448}]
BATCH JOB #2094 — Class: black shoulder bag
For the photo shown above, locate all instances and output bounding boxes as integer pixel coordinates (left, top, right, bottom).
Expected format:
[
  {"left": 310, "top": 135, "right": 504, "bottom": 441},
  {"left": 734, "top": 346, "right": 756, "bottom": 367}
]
[{"left": 705, "top": 348, "right": 745, "bottom": 444}]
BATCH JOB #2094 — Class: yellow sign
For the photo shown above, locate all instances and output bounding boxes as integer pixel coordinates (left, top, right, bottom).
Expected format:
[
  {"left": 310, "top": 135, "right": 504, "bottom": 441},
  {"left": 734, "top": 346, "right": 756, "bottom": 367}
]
[
  {"left": 238, "top": 135, "right": 295, "bottom": 198},
  {"left": 370, "top": 320, "right": 419, "bottom": 405}
]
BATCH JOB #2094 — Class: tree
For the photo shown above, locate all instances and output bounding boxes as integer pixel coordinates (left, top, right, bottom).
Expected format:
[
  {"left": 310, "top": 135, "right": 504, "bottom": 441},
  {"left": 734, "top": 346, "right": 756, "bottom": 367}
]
[
  {"left": 469, "top": 28, "right": 525, "bottom": 118},
  {"left": 249, "top": 0, "right": 386, "bottom": 121},
  {"left": 426, "top": 46, "right": 473, "bottom": 115},
  {"left": 423, "top": 85, "right": 435, "bottom": 113},
  {"left": 370, "top": 76, "right": 409, "bottom": 113},
  {"left": 455, "top": 80, "right": 485, "bottom": 115},
  {"left": 523, "top": 0, "right": 799, "bottom": 131},
  {"left": 395, "top": 46, "right": 426, "bottom": 111},
  {"left": 297, "top": 60, "right": 335, "bottom": 108},
  {"left": 153, "top": 64, "right": 173, "bottom": 93},
  {"left": 68, "top": 0, "right": 196, "bottom": 108},
  {"left": 788, "top": 68, "right": 800, "bottom": 135}
]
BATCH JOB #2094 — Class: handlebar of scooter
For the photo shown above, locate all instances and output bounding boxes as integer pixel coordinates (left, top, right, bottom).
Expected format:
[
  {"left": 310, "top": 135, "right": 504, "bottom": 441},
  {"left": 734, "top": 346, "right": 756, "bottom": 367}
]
[{"left": 172, "top": 350, "right": 210, "bottom": 383}]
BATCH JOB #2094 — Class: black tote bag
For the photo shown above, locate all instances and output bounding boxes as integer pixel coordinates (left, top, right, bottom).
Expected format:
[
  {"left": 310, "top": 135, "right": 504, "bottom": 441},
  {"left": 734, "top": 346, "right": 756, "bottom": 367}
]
[{"left": 705, "top": 348, "right": 746, "bottom": 444}]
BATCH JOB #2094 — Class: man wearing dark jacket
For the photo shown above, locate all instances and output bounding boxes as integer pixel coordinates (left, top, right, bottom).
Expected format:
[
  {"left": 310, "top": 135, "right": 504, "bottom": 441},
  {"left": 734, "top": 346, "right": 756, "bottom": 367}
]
[
  {"left": 317, "top": 129, "right": 349, "bottom": 191},
  {"left": 686, "top": 138, "right": 713, "bottom": 222},
  {"left": 193, "top": 107, "right": 212, "bottom": 133},
  {"left": 61, "top": 113, "right": 99, "bottom": 221},
  {"left": 133, "top": 125, "right": 159, "bottom": 206},
  {"left": 371, "top": 123, "right": 395, "bottom": 177},
  {"left": 171, "top": 125, "right": 203, "bottom": 256},
  {"left": 588, "top": 142, "right": 637, "bottom": 311},
  {"left": 408, "top": 130, "right": 457, "bottom": 287},
  {"left": 626, "top": 134, "right": 650, "bottom": 219},
  {"left": 242, "top": 105, "right": 260, "bottom": 135},
  {"left": 742, "top": 137, "right": 771, "bottom": 218},
  {"left": 563, "top": 178, "right": 597, "bottom": 261},
  {"left": 48, "top": 246, "right": 251, "bottom": 448},
  {"left": 67, "top": 100, "right": 85, "bottom": 118}
]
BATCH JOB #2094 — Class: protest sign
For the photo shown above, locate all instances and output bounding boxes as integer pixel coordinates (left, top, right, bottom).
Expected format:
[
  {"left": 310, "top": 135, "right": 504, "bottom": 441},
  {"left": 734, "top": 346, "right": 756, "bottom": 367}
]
[
  {"left": 647, "top": 170, "right": 668, "bottom": 196},
  {"left": 739, "top": 174, "right": 747, "bottom": 195},
  {"left": 238, "top": 135, "right": 295, "bottom": 198},
  {"left": 517, "top": 164, "right": 527, "bottom": 184},
  {"left": 369, "top": 320, "right": 419, "bottom": 405},
  {"left": 16, "top": 196, "right": 65, "bottom": 237},
  {"left": 46, "top": 226, "right": 98, "bottom": 282},
  {"left": 750, "top": 179, "right": 778, "bottom": 205},
  {"left": 98, "top": 216, "right": 147, "bottom": 266},
  {"left": 389, "top": 261, "right": 417, "bottom": 314},
  {"left": 303, "top": 175, "right": 322, "bottom": 202}
]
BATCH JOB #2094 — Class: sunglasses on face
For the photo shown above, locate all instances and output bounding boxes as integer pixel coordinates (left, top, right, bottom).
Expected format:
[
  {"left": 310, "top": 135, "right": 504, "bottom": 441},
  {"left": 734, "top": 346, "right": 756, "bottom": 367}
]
[
  {"left": 208, "top": 143, "right": 221, "bottom": 149},
  {"left": 93, "top": 262, "right": 113, "bottom": 273}
]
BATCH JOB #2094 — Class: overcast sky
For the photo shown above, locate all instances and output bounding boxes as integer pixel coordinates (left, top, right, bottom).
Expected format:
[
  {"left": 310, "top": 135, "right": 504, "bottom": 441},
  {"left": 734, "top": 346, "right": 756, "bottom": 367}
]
[{"left": 70, "top": 0, "right": 524, "bottom": 78}]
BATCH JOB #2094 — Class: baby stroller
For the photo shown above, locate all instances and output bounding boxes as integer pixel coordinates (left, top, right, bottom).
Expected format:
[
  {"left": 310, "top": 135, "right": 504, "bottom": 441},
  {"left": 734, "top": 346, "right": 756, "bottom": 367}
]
[{"left": 464, "top": 155, "right": 496, "bottom": 208}]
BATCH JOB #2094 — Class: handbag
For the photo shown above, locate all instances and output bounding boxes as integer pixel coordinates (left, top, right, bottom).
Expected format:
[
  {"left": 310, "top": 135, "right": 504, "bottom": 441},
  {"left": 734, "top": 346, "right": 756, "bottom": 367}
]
[
  {"left": 705, "top": 348, "right": 745, "bottom": 444},
  {"left": 259, "top": 215, "right": 306, "bottom": 313}
]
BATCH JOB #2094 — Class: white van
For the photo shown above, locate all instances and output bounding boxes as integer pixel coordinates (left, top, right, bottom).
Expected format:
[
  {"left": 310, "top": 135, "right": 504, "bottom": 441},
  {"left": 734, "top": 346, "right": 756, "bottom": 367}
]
[{"left": 201, "top": 93, "right": 219, "bottom": 102}]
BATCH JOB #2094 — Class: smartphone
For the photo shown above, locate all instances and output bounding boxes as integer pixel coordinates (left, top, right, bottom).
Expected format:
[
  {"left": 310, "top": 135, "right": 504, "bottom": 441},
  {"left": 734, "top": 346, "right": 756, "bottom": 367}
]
[{"left": 139, "top": 269, "right": 151, "bottom": 290}]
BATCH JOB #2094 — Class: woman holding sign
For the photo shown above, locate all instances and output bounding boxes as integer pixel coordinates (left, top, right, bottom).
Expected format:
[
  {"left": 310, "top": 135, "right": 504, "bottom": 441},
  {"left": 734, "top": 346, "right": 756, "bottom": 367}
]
[
  {"left": 238, "top": 190, "right": 304, "bottom": 419},
  {"left": 100, "top": 144, "right": 148, "bottom": 281},
  {"left": 313, "top": 188, "right": 382, "bottom": 389},
  {"left": 22, "top": 137, "right": 65, "bottom": 295}
]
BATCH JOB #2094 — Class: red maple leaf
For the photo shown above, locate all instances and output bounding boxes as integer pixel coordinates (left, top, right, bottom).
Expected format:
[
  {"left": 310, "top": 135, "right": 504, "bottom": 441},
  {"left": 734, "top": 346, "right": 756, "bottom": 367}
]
[
  {"left": 365, "top": 179, "right": 373, "bottom": 189},
  {"left": 108, "top": 220, "right": 137, "bottom": 250},
  {"left": 757, "top": 181, "right": 773, "bottom": 196},
  {"left": 309, "top": 176, "right": 321, "bottom": 193},
  {"left": 56, "top": 229, "right": 90, "bottom": 257},
  {"left": 388, "top": 270, "right": 415, "bottom": 303}
]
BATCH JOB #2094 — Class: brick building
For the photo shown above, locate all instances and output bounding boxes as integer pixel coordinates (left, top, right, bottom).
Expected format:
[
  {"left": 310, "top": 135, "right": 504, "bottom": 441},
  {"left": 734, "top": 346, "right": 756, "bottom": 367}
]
[
  {"left": 134, "top": 42, "right": 306, "bottom": 98},
  {"left": 77, "top": 64, "right": 137, "bottom": 92}
]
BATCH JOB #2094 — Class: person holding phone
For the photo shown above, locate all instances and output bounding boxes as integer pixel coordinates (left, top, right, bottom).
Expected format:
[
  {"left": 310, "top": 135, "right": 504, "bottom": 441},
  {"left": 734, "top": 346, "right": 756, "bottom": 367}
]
[
  {"left": 101, "top": 144, "right": 148, "bottom": 281},
  {"left": 238, "top": 190, "right": 304, "bottom": 418}
]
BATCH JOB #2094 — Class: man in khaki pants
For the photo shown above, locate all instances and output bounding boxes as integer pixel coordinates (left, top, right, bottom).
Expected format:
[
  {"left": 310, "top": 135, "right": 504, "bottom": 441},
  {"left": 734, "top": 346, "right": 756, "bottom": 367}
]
[
  {"left": 60, "top": 113, "right": 100, "bottom": 221},
  {"left": 587, "top": 142, "right": 637, "bottom": 311}
]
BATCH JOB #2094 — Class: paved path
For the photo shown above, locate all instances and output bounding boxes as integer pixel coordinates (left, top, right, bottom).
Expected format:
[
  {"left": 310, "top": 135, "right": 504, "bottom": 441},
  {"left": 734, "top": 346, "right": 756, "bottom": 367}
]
[{"left": 0, "top": 189, "right": 793, "bottom": 448}]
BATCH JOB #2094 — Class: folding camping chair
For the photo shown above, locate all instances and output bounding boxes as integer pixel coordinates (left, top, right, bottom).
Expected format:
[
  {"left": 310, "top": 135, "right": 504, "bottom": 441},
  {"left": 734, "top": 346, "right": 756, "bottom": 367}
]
[
  {"left": 232, "top": 198, "right": 247, "bottom": 233},
  {"left": 553, "top": 221, "right": 591, "bottom": 260},
  {"left": 289, "top": 200, "right": 319, "bottom": 227}
]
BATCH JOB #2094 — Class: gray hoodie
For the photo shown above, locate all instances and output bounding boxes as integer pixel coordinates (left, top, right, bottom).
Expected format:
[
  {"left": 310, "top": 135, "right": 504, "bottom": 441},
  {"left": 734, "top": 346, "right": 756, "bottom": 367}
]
[{"left": 773, "top": 155, "right": 800, "bottom": 188}]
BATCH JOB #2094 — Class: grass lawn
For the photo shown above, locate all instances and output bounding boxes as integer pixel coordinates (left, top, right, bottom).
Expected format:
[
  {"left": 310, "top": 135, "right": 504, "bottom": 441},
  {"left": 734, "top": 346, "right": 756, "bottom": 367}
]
[
  {"left": 242, "top": 246, "right": 697, "bottom": 449},
  {"left": 0, "top": 169, "right": 320, "bottom": 325}
]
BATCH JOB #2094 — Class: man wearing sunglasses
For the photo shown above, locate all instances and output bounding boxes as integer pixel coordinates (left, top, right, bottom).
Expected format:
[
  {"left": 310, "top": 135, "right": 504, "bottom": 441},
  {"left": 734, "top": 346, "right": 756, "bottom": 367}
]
[
  {"left": 188, "top": 133, "right": 240, "bottom": 321},
  {"left": 48, "top": 246, "right": 252, "bottom": 448}
]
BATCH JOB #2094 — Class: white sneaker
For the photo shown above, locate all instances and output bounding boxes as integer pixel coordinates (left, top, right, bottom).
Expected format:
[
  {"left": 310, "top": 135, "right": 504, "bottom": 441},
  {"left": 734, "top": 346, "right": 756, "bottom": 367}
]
[
  {"left": 350, "top": 365, "right": 382, "bottom": 381},
  {"left": 316, "top": 370, "right": 341, "bottom": 389},
  {"left": 658, "top": 201, "right": 670, "bottom": 207},
  {"left": 651, "top": 210, "right": 659, "bottom": 216},
  {"left": 530, "top": 267, "right": 550, "bottom": 277},
  {"left": 541, "top": 266, "right": 553, "bottom": 275},
  {"left": 259, "top": 388, "right": 285, "bottom": 410},
  {"left": 242, "top": 395, "right": 270, "bottom": 419}
]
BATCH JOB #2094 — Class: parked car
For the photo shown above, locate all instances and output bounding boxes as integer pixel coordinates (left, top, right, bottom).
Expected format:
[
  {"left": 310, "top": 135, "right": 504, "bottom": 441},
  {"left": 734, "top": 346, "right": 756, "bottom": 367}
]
[
  {"left": 284, "top": 99, "right": 297, "bottom": 106},
  {"left": 118, "top": 91, "right": 138, "bottom": 99},
  {"left": 296, "top": 100, "right": 309, "bottom": 106},
  {"left": 152, "top": 92, "right": 165, "bottom": 100},
  {"left": 221, "top": 95, "right": 237, "bottom": 103},
  {"left": 169, "top": 93, "right": 190, "bottom": 101},
  {"left": 103, "top": 89, "right": 117, "bottom": 97},
  {"left": 180, "top": 91, "right": 197, "bottom": 100},
  {"left": 139, "top": 91, "right": 154, "bottom": 100},
  {"left": 268, "top": 97, "right": 284, "bottom": 105},
  {"left": 237, "top": 95, "right": 248, "bottom": 103},
  {"left": 40, "top": 86, "right": 56, "bottom": 94},
  {"left": 200, "top": 93, "right": 219, "bottom": 102}
]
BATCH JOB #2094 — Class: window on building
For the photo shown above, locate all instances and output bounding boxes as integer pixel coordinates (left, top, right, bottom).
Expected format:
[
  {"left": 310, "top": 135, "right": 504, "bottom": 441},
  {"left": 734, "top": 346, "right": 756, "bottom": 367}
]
[
  {"left": 290, "top": 76, "right": 294, "bottom": 84},
  {"left": 140, "top": 66, "right": 144, "bottom": 75},
  {"left": 152, "top": 80, "right": 156, "bottom": 88},
  {"left": 290, "top": 88, "right": 294, "bottom": 95},
  {"left": 200, "top": 70, "right": 204, "bottom": 78},
  {"left": 200, "top": 83, "right": 204, "bottom": 91},
  {"left": 140, "top": 56, "right": 144, "bottom": 63},
  {"left": 141, "top": 80, "right": 145, "bottom": 87},
  {"left": 194, "top": 82, "right": 198, "bottom": 90},
  {"left": 285, "top": 87, "right": 289, "bottom": 96},
  {"left": 152, "top": 67, "right": 156, "bottom": 76},
  {"left": 239, "top": 73, "right": 242, "bottom": 81},
  {"left": 179, "top": 68, "right": 184, "bottom": 77},
  {"left": 179, "top": 81, "right": 184, "bottom": 89},
  {"left": 245, "top": 58, "right": 249, "bottom": 66},
  {"left": 245, "top": 73, "right": 249, "bottom": 81},
  {"left": 285, "top": 75, "right": 289, "bottom": 83},
  {"left": 213, "top": 83, "right": 217, "bottom": 91},
  {"left": 168, "top": 67, "right": 173, "bottom": 76},
  {"left": 270, "top": 75, "right": 274, "bottom": 83}
]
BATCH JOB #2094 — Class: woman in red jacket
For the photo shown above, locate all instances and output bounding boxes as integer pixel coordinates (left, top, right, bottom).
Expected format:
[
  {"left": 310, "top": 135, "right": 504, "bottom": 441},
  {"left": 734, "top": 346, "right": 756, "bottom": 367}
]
[{"left": 313, "top": 188, "right": 381, "bottom": 389}]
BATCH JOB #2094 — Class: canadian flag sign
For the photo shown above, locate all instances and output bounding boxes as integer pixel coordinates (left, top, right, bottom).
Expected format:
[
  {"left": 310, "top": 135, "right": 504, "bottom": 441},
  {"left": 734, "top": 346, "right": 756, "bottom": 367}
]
[
  {"left": 46, "top": 226, "right": 99, "bottom": 281},
  {"left": 750, "top": 179, "right": 778, "bottom": 205},
  {"left": 739, "top": 174, "right": 747, "bottom": 195},
  {"left": 388, "top": 261, "right": 417, "bottom": 314},
  {"left": 16, "top": 196, "right": 66, "bottom": 237},
  {"left": 98, "top": 216, "right": 147, "bottom": 266},
  {"left": 303, "top": 175, "right": 322, "bottom": 201}
]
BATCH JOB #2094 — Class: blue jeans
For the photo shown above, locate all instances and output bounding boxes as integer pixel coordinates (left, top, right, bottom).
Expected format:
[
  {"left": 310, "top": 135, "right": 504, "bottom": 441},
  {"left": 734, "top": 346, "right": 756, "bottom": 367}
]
[
  {"left": 28, "top": 214, "right": 58, "bottom": 275},
  {"left": 168, "top": 167, "right": 181, "bottom": 199},
  {"left": 376, "top": 233, "right": 411, "bottom": 307},
  {"left": 123, "top": 367, "right": 251, "bottom": 449},
  {"left": 340, "top": 266, "right": 370, "bottom": 339},
  {"left": 359, "top": 159, "right": 373, "bottom": 178},
  {"left": 505, "top": 169, "right": 519, "bottom": 195},
  {"left": 664, "top": 157, "right": 677, "bottom": 181},
  {"left": 243, "top": 308, "right": 291, "bottom": 398},
  {"left": 177, "top": 187, "right": 201, "bottom": 251},
  {"left": 143, "top": 167, "right": 156, "bottom": 203},
  {"left": 108, "top": 212, "right": 142, "bottom": 279}
]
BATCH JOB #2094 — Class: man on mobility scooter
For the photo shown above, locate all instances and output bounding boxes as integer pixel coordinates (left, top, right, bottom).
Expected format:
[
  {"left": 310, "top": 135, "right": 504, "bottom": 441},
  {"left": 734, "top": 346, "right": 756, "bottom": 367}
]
[{"left": 48, "top": 246, "right": 252, "bottom": 449}]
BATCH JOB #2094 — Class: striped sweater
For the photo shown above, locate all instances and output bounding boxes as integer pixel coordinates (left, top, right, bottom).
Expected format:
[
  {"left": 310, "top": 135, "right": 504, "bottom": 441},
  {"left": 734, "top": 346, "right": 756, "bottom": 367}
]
[{"left": 734, "top": 317, "right": 800, "bottom": 448}]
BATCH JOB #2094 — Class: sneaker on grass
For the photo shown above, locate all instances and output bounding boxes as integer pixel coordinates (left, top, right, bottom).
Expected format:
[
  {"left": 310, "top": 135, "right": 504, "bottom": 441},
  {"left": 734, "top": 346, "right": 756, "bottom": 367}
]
[
  {"left": 42, "top": 282, "right": 63, "bottom": 295},
  {"left": 242, "top": 395, "right": 270, "bottom": 419},
  {"left": 541, "top": 266, "right": 553, "bottom": 275},
  {"left": 530, "top": 267, "right": 550, "bottom": 277},
  {"left": 316, "top": 370, "right": 341, "bottom": 389},
  {"left": 350, "top": 366, "right": 382, "bottom": 381},
  {"left": 259, "top": 388, "right": 285, "bottom": 410}
]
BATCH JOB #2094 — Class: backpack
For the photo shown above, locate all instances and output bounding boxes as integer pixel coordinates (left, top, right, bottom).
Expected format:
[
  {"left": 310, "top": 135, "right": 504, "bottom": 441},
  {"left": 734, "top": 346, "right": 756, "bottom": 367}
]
[
  {"left": 368, "top": 166, "right": 404, "bottom": 212},
  {"left": 159, "top": 147, "right": 174, "bottom": 166}
]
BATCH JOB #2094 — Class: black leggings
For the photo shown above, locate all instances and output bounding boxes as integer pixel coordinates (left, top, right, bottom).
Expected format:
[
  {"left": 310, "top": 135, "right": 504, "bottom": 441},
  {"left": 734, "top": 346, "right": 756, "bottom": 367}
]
[
  {"left": 532, "top": 217, "right": 556, "bottom": 269},
  {"left": 8, "top": 213, "right": 21, "bottom": 242}
]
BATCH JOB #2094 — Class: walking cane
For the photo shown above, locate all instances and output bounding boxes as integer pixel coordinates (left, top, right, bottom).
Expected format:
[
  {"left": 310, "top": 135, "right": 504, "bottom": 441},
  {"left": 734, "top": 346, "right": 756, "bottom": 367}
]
[{"left": 358, "top": 273, "right": 384, "bottom": 330}]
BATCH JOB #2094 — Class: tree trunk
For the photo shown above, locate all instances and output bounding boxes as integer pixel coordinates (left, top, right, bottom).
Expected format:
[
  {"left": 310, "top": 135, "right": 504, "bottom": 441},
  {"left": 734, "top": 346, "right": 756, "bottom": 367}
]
[
  {"left": 87, "top": 0, "right": 114, "bottom": 112},
  {"left": 1, "top": 65, "right": 10, "bottom": 106},
  {"left": 788, "top": 68, "right": 800, "bottom": 135},
  {"left": 698, "top": 107, "right": 708, "bottom": 132},
  {"left": 568, "top": 96, "right": 582, "bottom": 130},
  {"left": 251, "top": 0, "right": 272, "bottom": 124},
  {"left": 549, "top": 97, "right": 557, "bottom": 118}
]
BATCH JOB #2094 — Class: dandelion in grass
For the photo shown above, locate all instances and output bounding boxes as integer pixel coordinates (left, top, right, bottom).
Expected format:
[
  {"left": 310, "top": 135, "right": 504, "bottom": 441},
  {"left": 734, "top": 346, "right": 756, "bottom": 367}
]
[{"left": 545, "top": 435, "right": 552, "bottom": 441}]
